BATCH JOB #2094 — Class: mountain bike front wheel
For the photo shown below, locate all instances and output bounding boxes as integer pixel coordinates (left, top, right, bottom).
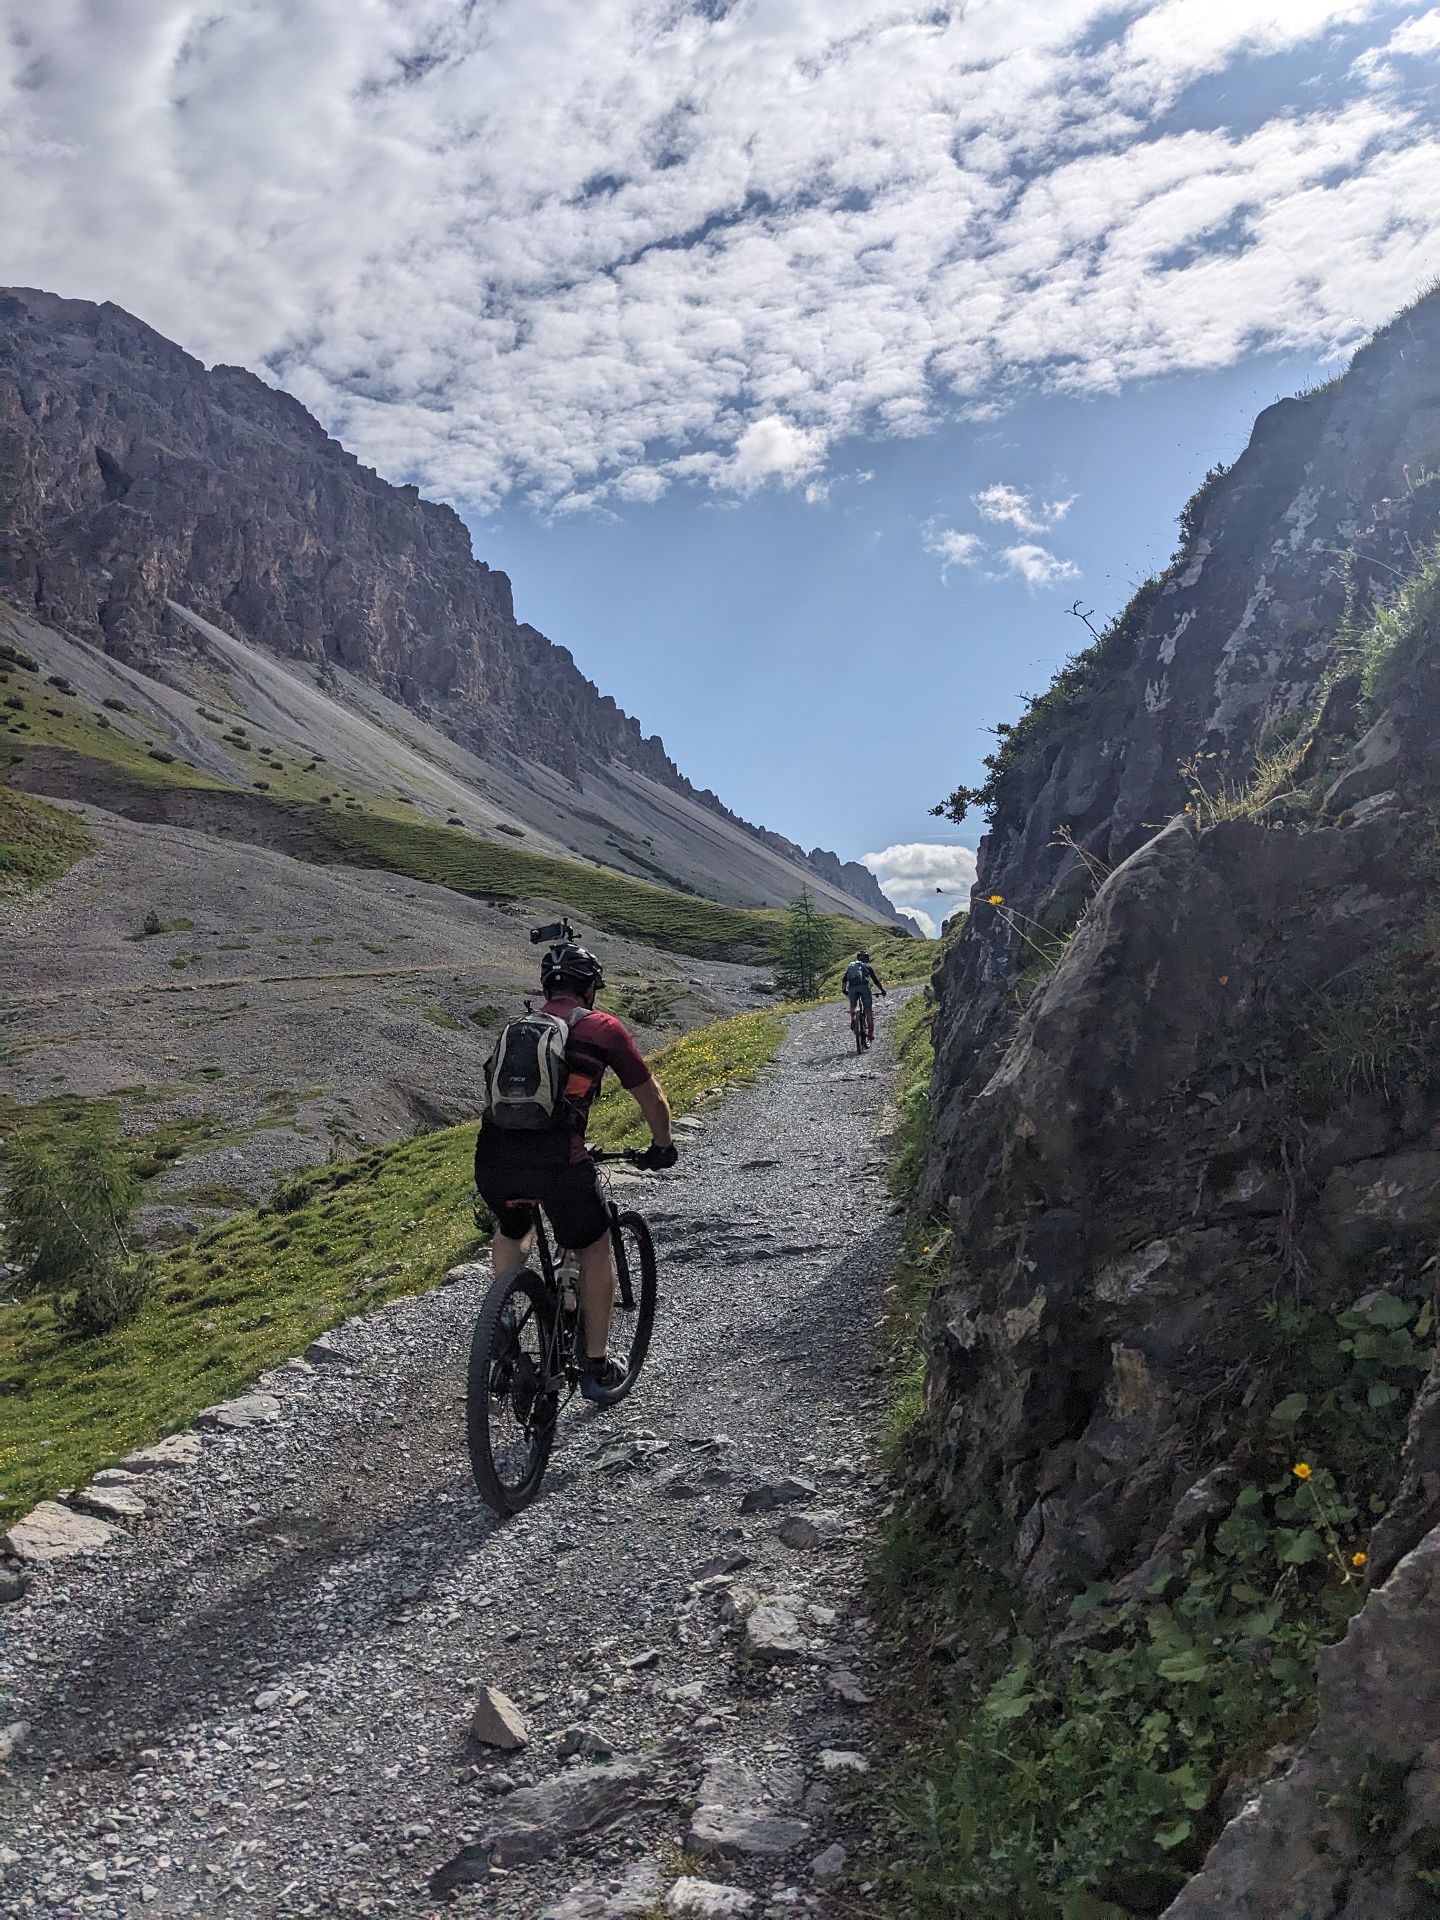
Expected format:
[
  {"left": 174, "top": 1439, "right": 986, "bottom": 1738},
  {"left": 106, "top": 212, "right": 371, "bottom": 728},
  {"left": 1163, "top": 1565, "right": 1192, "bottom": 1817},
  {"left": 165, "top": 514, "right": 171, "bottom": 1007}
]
[{"left": 467, "top": 1268, "right": 558, "bottom": 1515}]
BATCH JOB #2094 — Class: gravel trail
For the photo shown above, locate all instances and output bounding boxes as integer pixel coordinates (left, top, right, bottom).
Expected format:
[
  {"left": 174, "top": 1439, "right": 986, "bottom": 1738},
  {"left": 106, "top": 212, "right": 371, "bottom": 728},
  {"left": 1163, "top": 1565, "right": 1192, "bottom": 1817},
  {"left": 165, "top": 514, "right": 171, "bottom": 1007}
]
[{"left": 1, "top": 997, "right": 908, "bottom": 1919}]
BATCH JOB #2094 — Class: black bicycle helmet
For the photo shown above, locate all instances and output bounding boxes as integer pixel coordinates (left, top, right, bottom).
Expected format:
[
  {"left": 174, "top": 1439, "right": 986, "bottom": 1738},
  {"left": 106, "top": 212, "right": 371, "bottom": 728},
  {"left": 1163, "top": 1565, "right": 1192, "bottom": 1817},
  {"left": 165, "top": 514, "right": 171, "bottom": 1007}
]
[
  {"left": 541, "top": 942, "right": 606, "bottom": 993},
  {"left": 857, "top": 950, "right": 871, "bottom": 962}
]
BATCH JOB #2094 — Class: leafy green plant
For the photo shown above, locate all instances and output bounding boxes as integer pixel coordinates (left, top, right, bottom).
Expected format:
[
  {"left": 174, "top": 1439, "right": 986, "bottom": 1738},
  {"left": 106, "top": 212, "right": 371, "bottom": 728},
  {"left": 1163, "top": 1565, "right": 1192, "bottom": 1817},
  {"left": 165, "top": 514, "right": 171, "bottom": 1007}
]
[
  {"left": 2, "top": 1114, "right": 152, "bottom": 1337},
  {"left": 874, "top": 1291, "right": 1432, "bottom": 1917}
]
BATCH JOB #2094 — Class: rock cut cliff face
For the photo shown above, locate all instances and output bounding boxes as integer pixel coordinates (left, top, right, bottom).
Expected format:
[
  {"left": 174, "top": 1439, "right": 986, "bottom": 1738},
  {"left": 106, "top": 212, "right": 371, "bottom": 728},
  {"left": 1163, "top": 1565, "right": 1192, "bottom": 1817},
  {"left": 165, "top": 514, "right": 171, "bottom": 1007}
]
[
  {"left": 919, "top": 288, "right": 1440, "bottom": 1917},
  {"left": 0, "top": 286, "right": 909, "bottom": 925}
]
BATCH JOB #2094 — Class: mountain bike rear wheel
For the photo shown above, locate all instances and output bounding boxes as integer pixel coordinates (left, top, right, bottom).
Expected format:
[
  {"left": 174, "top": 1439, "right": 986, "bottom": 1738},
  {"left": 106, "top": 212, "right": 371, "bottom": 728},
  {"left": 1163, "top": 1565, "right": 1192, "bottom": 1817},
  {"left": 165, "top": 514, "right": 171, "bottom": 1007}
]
[
  {"left": 467, "top": 1268, "right": 558, "bottom": 1515},
  {"left": 584, "top": 1211, "right": 657, "bottom": 1407}
]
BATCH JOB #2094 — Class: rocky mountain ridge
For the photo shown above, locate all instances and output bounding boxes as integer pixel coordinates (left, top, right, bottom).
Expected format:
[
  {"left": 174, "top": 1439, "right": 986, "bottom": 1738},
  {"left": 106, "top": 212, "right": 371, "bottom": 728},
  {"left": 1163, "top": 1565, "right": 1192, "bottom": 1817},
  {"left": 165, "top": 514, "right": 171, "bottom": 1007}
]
[
  {"left": 0, "top": 285, "right": 908, "bottom": 927},
  {"left": 914, "top": 285, "right": 1440, "bottom": 1915}
]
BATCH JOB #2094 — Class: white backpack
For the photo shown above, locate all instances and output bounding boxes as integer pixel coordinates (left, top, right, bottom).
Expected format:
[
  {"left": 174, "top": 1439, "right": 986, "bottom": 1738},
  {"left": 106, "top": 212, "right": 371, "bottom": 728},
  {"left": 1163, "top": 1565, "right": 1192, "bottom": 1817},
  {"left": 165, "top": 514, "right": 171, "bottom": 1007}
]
[{"left": 483, "top": 1006, "right": 591, "bottom": 1131}]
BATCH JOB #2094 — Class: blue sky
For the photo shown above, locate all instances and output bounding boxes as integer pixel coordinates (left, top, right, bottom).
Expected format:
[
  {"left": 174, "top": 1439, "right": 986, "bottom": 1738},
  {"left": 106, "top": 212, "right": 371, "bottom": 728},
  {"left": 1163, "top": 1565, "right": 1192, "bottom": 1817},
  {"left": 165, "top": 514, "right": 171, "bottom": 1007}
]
[
  {"left": 475, "top": 341, "right": 1335, "bottom": 926},
  {"left": 5, "top": 0, "right": 1440, "bottom": 930}
]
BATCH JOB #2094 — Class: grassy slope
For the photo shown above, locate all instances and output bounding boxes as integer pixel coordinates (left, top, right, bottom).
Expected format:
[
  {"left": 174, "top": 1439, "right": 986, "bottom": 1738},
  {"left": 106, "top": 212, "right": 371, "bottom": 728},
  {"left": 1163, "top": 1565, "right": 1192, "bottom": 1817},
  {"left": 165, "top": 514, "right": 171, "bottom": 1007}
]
[
  {"left": 0, "top": 787, "right": 97, "bottom": 894},
  {"left": 2, "top": 641, "right": 908, "bottom": 963},
  {"left": 310, "top": 806, "right": 882, "bottom": 962},
  {"left": 0, "top": 1008, "right": 784, "bottom": 1526}
]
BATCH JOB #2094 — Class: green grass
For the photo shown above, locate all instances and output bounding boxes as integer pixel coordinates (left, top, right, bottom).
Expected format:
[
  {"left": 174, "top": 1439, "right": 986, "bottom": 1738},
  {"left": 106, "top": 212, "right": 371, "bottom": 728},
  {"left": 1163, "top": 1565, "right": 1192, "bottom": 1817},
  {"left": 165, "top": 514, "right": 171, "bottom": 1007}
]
[
  {"left": 0, "top": 787, "right": 96, "bottom": 894},
  {"left": 2, "top": 699, "right": 894, "bottom": 970},
  {"left": 888, "top": 992, "right": 936, "bottom": 1203},
  {"left": 0, "top": 687, "right": 227, "bottom": 793},
  {"left": 310, "top": 805, "right": 874, "bottom": 962},
  {"left": 1357, "top": 539, "right": 1440, "bottom": 715},
  {"left": 0, "top": 1094, "right": 250, "bottom": 1185},
  {"left": 818, "top": 929, "right": 940, "bottom": 998},
  {"left": 0, "top": 1005, "right": 785, "bottom": 1523}
]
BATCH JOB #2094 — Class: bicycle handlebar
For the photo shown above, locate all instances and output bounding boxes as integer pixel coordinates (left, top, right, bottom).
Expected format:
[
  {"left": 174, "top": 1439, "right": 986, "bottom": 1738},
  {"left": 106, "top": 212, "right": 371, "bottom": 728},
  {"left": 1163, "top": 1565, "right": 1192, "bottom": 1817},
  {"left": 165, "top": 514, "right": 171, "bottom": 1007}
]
[{"left": 586, "top": 1144, "right": 649, "bottom": 1164}]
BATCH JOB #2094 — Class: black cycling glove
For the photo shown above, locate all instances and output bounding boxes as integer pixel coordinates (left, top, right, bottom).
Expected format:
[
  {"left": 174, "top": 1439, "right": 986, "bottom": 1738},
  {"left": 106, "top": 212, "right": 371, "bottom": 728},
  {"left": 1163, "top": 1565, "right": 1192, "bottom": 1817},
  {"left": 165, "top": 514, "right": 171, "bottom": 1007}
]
[{"left": 639, "top": 1141, "right": 679, "bottom": 1170}]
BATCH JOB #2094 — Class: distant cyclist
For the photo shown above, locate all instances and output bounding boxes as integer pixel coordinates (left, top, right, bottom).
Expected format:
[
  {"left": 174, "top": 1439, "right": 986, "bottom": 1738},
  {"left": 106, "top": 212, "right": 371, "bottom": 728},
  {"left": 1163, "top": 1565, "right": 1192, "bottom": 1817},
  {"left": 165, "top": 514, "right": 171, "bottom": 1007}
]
[
  {"left": 473, "top": 941, "right": 676, "bottom": 1401},
  {"left": 842, "top": 950, "right": 887, "bottom": 1043}
]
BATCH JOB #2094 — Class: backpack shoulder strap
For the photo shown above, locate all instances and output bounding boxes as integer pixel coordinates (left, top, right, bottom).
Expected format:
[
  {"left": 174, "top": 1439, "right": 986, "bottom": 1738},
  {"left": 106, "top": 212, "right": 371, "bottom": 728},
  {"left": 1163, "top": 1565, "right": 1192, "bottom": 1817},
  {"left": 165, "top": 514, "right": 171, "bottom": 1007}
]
[{"left": 565, "top": 1006, "right": 594, "bottom": 1032}]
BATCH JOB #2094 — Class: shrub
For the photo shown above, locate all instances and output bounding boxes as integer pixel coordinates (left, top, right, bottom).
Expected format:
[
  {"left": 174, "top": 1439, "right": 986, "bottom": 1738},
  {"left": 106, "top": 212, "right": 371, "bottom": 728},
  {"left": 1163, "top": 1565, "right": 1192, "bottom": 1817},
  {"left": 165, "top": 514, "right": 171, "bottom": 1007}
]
[
  {"left": 102, "top": 696, "right": 129, "bottom": 712},
  {"left": 147, "top": 748, "right": 175, "bottom": 765},
  {"left": 0, "top": 643, "right": 39, "bottom": 671},
  {"left": 2, "top": 1115, "right": 152, "bottom": 1336}
]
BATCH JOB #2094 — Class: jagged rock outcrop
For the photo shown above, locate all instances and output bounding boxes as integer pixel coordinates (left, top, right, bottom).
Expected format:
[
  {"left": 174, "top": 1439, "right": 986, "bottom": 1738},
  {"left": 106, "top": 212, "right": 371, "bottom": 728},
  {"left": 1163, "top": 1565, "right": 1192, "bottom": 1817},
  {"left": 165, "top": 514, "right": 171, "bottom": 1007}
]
[
  {"left": 927, "top": 289, "right": 1440, "bottom": 1168},
  {"left": 918, "top": 287, "right": 1440, "bottom": 1913},
  {"left": 805, "top": 847, "right": 916, "bottom": 932},
  {"left": 0, "top": 286, "right": 901, "bottom": 921}
]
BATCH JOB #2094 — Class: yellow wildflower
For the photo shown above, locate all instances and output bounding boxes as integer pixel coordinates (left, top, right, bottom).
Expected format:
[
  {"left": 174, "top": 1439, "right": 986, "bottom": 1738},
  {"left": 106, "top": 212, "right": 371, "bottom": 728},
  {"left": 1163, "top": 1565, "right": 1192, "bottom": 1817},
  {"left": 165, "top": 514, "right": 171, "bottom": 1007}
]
[
  {"left": 1351, "top": 1550, "right": 1368, "bottom": 1569},
  {"left": 988, "top": 893, "right": 1004, "bottom": 906},
  {"left": 1292, "top": 1462, "right": 1313, "bottom": 1481}
]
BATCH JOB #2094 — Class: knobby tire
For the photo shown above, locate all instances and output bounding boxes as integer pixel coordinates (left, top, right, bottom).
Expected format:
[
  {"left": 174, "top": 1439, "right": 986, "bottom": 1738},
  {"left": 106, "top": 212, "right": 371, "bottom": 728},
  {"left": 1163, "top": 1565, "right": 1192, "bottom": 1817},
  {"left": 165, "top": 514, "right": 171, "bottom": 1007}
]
[
  {"left": 467, "top": 1267, "right": 557, "bottom": 1516},
  {"left": 584, "top": 1210, "right": 658, "bottom": 1407}
]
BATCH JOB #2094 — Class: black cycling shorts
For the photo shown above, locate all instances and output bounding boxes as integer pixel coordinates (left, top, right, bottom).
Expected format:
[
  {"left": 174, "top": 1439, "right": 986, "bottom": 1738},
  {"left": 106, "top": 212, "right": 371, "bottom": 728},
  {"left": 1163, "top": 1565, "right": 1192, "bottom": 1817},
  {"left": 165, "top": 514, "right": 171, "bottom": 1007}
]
[{"left": 474, "top": 1134, "right": 610, "bottom": 1251}]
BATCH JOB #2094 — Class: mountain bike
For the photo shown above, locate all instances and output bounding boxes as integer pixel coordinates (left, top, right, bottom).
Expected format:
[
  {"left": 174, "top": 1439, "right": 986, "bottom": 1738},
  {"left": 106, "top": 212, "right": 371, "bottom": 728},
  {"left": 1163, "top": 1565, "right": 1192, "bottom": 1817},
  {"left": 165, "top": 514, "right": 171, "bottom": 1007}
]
[
  {"left": 850, "top": 998, "right": 870, "bottom": 1054},
  {"left": 466, "top": 1146, "right": 658, "bottom": 1515}
]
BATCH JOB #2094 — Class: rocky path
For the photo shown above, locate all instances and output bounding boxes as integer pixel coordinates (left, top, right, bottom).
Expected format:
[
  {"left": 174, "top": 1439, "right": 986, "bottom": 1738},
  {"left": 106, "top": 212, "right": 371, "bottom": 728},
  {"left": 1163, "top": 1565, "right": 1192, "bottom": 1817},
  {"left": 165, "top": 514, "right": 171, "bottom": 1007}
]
[{"left": 1, "top": 997, "right": 908, "bottom": 1919}]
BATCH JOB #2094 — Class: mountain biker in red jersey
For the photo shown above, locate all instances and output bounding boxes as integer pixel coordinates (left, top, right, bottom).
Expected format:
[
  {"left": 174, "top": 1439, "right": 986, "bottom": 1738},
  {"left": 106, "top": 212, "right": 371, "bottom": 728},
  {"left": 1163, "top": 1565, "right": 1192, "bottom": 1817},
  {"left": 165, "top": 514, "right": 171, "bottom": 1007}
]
[
  {"left": 842, "top": 950, "right": 887, "bottom": 1042},
  {"left": 473, "top": 943, "right": 676, "bottom": 1401}
]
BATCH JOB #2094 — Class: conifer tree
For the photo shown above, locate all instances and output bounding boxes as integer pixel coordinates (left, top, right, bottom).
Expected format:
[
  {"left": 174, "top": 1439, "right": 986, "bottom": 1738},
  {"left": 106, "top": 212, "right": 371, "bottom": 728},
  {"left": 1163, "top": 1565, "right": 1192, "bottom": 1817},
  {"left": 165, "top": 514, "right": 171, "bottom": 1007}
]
[{"left": 776, "top": 886, "right": 830, "bottom": 999}]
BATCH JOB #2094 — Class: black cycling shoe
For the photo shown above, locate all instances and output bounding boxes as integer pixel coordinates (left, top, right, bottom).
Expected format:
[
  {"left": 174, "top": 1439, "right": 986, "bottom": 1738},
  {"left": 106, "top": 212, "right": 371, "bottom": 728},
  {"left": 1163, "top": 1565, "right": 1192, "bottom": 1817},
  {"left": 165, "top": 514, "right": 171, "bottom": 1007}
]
[{"left": 579, "top": 1356, "right": 627, "bottom": 1403}]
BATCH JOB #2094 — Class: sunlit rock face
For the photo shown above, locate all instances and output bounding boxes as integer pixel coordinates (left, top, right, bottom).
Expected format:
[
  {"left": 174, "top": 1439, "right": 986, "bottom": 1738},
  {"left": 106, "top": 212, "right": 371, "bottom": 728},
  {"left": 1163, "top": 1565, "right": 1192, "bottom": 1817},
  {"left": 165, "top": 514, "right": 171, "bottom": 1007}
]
[{"left": 920, "top": 289, "right": 1440, "bottom": 1914}]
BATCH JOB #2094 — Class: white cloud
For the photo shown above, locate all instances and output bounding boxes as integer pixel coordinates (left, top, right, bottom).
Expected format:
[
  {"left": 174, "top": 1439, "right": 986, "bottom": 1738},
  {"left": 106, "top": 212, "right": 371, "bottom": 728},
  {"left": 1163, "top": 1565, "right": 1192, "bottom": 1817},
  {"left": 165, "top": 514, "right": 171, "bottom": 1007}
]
[
  {"left": 3, "top": 3, "right": 1439, "bottom": 511},
  {"left": 999, "top": 543, "right": 1083, "bottom": 589},
  {"left": 864, "top": 840, "right": 979, "bottom": 935},
  {"left": 974, "top": 483, "right": 1049, "bottom": 533},
  {"left": 725, "top": 416, "right": 826, "bottom": 493},
  {"left": 1354, "top": 7, "right": 1440, "bottom": 81},
  {"left": 924, "top": 524, "right": 987, "bottom": 579}
]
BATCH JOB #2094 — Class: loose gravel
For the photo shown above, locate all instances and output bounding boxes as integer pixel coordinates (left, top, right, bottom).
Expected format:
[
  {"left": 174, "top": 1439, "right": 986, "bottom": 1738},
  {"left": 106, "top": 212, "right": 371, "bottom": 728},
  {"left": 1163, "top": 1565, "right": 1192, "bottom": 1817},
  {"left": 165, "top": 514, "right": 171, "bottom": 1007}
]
[{"left": 0, "top": 997, "right": 909, "bottom": 1918}]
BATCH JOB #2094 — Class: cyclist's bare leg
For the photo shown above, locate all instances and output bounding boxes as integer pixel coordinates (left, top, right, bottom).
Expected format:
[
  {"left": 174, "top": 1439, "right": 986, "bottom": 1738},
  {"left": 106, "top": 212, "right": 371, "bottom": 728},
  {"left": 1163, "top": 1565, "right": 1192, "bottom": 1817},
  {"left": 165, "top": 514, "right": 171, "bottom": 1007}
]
[
  {"left": 577, "top": 1230, "right": 618, "bottom": 1359},
  {"left": 866, "top": 999, "right": 876, "bottom": 1041},
  {"left": 490, "top": 1227, "right": 535, "bottom": 1282}
]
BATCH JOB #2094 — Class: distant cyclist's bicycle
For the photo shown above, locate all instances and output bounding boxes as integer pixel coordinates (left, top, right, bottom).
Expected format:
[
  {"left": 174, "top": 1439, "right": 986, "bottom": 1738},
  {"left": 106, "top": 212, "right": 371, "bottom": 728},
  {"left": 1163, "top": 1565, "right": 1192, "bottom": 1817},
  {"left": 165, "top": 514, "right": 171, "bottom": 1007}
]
[
  {"left": 849, "top": 999, "right": 870, "bottom": 1054},
  {"left": 466, "top": 1146, "right": 658, "bottom": 1515}
]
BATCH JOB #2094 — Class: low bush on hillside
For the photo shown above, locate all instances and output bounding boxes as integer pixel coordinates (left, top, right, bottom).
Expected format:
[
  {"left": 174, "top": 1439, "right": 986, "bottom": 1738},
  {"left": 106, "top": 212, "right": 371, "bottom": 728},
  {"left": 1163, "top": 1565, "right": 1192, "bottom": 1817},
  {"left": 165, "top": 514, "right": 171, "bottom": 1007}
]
[
  {"left": 2, "top": 1111, "right": 152, "bottom": 1337},
  {"left": 0, "top": 1007, "right": 785, "bottom": 1524}
]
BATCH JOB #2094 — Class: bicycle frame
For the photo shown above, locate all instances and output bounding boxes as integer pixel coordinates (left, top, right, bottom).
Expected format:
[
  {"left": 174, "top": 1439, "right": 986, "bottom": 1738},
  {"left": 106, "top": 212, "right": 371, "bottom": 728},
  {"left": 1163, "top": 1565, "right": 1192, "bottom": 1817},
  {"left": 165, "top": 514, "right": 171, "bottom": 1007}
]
[{"left": 525, "top": 1191, "right": 638, "bottom": 1398}]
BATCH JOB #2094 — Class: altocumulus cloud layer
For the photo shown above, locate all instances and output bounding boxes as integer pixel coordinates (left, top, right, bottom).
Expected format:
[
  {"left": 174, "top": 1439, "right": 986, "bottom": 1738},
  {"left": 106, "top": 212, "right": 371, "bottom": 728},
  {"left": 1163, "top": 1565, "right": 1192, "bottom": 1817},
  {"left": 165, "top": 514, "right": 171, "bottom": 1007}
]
[{"left": 4, "top": 1, "right": 1440, "bottom": 512}]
